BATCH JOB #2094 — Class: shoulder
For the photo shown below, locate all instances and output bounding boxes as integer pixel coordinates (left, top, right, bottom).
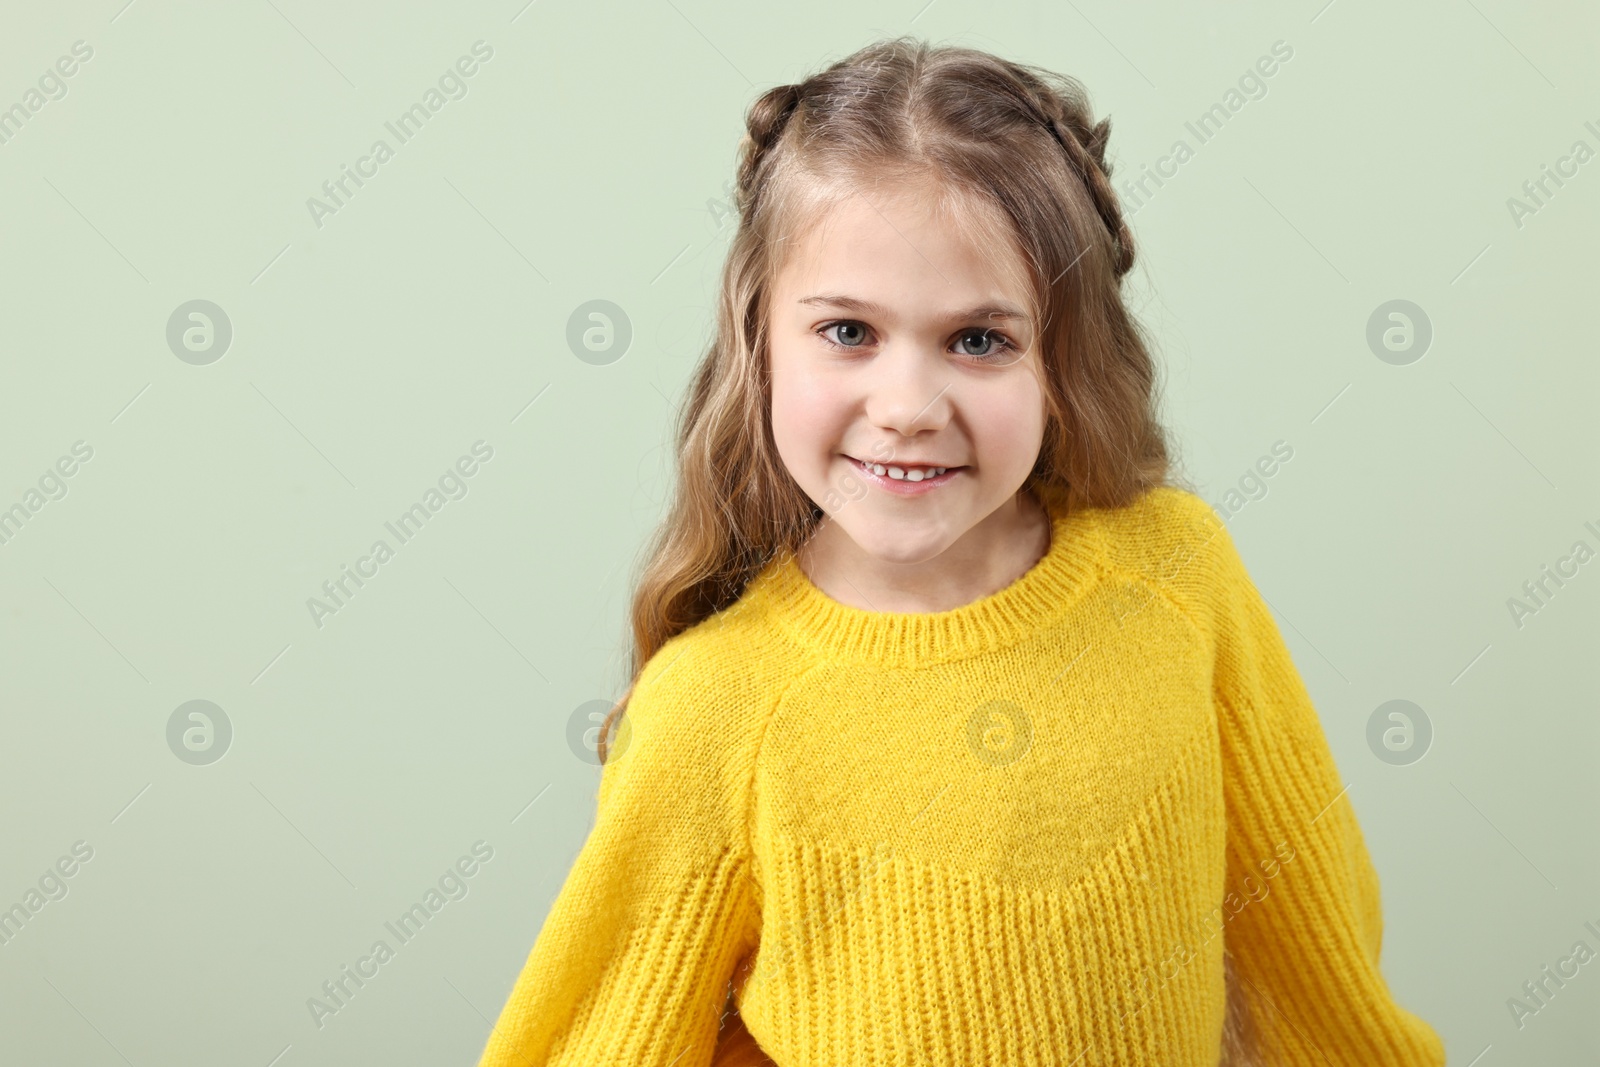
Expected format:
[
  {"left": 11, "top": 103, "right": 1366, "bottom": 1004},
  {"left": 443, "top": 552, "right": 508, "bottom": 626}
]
[
  {"left": 1092, "top": 485, "right": 1232, "bottom": 584},
  {"left": 636, "top": 586, "right": 792, "bottom": 707},
  {"left": 596, "top": 597, "right": 792, "bottom": 843},
  {"left": 1087, "top": 485, "right": 1256, "bottom": 637},
  {"left": 617, "top": 590, "right": 794, "bottom": 770}
]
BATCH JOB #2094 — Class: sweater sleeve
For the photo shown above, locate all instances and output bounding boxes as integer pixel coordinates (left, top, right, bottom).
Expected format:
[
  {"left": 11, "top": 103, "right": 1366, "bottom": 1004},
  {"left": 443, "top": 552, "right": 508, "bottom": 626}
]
[
  {"left": 475, "top": 647, "right": 761, "bottom": 1067},
  {"left": 1205, "top": 519, "right": 1446, "bottom": 1067}
]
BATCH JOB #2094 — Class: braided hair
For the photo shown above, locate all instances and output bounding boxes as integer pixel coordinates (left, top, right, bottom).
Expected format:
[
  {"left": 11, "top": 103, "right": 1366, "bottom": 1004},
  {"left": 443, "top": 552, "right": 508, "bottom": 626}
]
[
  {"left": 1032, "top": 94, "right": 1137, "bottom": 279},
  {"left": 735, "top": 82, "right": 801, "bottom": 219},
  {"left": 733, "top": 46, "right": 1139, "bottom": 285}
]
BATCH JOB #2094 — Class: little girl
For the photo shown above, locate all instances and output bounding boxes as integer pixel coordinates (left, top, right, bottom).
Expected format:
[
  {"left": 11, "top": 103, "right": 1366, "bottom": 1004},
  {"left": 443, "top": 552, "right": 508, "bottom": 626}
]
[{"left": 476, "top": 37, "right": 1446, "bottom": 1067}]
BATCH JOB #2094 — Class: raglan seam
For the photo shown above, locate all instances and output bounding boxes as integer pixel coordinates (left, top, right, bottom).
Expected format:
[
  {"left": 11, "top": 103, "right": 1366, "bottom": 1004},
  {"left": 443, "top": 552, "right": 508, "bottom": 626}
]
[
  {"left": 741, "top": 648, "right": 827, "bottom": 917},
  {"left": 1100, "top": 562, "right": 1210, "bottom": 650}
]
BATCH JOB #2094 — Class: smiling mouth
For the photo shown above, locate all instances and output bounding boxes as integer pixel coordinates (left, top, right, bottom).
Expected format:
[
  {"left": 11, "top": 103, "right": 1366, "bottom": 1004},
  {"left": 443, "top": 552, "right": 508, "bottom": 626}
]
[{"left": 845, "top": 455, "right": 967, "bottom": 485}]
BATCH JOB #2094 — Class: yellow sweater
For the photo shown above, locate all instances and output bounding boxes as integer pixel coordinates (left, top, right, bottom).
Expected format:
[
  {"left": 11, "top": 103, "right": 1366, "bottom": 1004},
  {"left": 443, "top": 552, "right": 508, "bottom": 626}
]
[{"left": 476, "top": 484, "right": 1446, "bottom": 1066}]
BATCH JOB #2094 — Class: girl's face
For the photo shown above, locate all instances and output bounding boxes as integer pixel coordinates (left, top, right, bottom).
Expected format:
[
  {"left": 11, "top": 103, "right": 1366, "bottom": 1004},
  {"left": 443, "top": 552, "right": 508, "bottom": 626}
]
[{"left": 768, "top": 181, "right": 1048, "bottom": 570}]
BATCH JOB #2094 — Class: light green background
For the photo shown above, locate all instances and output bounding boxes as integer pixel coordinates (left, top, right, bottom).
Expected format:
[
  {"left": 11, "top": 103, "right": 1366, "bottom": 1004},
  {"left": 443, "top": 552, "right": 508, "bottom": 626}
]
[{"left": 1, "top": 1, "right": 1596, "bottom": 1063}]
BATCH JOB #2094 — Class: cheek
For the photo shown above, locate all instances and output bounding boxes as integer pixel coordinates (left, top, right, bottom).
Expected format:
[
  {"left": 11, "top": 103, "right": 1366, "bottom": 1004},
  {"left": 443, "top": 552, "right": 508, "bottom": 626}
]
[
  {"left": 972, "top": 380, "right": 1047, "bottom": 466},
  {"left": 770, "top": 351, "right": 843, "bottom": 455},
  {"left": 768, "top": 350, "right": 804, "bottom": 457}
]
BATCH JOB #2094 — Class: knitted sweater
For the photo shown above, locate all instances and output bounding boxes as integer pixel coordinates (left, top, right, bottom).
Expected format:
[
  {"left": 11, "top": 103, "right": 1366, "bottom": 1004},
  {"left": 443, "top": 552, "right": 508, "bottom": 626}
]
[{"left": 475, "top": 484, "right": 1446, "bottom": 1067}]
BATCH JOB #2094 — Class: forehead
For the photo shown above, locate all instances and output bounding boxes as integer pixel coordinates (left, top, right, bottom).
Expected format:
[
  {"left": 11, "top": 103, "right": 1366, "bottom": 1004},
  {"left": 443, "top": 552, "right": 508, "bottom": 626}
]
[{"left": 772, "top": 181, "right": 1034, "bottom": 319}]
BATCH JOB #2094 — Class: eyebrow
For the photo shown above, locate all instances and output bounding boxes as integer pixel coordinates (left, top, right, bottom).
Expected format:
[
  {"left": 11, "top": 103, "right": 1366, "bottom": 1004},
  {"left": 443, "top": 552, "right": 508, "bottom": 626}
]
[{"left": 797, "top": 293, "right": 1028, "bottom": 323}]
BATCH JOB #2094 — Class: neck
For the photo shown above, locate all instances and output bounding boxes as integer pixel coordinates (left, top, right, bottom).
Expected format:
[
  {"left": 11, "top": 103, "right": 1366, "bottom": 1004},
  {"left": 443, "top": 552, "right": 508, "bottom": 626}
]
[{"left": 796, "top": 487, "right": 1052, "bottom": 614}]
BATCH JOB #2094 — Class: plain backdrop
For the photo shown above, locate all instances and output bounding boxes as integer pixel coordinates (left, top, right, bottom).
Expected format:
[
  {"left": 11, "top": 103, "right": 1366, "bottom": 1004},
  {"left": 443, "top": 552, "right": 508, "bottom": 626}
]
[{"left": 0, "top": 1, "right": 1595, "bottom": 1064}]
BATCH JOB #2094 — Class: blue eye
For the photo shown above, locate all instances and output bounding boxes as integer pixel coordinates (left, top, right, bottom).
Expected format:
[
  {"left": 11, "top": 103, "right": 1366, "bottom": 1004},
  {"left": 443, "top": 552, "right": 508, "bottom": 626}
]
[
  {"left": 955, "top": 328, "right": 1015, "bottom": 361},
  {"left": 815, "top": 320, "right": 1021, "bottom": 364},
  {"left": 821, "top": 321, "right": 871, "bottom": 348}
]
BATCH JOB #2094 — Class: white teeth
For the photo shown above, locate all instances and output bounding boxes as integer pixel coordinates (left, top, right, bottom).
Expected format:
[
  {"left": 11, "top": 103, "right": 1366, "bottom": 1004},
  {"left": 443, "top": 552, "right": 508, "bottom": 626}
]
[{"left": 864, "top": 461, "right": 947, "bottom": 481}]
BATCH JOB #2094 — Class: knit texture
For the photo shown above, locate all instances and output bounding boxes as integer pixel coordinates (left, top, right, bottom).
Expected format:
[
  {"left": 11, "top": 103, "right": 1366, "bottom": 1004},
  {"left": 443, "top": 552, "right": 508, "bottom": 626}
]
[{"left": 475, "top": 484, "right": 1446, "bottom": 1066}]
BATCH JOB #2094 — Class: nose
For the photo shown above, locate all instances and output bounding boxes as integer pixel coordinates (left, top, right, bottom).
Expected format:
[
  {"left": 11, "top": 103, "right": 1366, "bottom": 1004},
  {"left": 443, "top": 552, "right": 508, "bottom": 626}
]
[{"left": 862, "top": 340, "right": 952, "bottom": 438}]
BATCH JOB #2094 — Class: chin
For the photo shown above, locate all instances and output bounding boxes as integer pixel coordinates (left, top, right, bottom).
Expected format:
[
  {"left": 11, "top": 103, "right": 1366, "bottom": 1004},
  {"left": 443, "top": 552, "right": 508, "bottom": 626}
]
[{"left": 838, "top": 516, "right": 954, "bottom": 565}]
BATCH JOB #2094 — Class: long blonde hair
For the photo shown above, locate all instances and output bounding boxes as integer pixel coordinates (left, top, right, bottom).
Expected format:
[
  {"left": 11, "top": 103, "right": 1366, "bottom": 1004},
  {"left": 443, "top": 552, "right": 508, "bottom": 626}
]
[{"left": 599, "top": 36, "right": 1188, "bottom": 762}]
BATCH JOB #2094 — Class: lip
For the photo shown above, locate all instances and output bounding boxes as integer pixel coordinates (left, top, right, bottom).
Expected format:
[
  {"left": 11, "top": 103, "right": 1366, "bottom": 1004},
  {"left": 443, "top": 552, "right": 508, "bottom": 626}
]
[{"left": 844, "top": 455, "right": 965, "bottom": 495}]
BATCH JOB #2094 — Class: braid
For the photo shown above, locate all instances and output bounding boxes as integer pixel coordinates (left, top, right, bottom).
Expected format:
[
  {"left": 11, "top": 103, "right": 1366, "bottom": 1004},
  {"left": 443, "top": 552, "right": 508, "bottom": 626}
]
[
  {"left": 735, "top": 62, "right": 1135, "bottom": 279},
  {"left": 1038, "top": 99, "right": 1136, "bottom": 278},
  {"left": 736, "top": 82, "right": 803, "bottom": 216}
]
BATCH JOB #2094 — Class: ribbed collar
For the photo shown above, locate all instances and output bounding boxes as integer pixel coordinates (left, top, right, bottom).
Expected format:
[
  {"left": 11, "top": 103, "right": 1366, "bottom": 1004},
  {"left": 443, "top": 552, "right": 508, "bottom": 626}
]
[{"left": 743, "top": 483, "right": 1107, "bottom": 668}]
